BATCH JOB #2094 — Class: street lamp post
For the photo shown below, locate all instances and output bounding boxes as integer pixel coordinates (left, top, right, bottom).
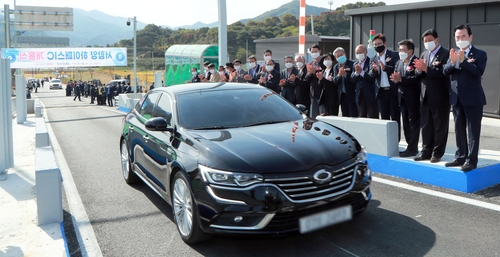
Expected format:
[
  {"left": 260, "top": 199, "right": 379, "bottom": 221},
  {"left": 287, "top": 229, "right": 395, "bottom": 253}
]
[{"left": 127, "top": 16, "right": 137, "bottom": 99}]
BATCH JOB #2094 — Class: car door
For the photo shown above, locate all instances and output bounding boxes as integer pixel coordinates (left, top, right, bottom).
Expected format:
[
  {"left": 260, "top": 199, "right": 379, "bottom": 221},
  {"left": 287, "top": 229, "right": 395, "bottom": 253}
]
[
  {"left": 128, "top": 92, "right": 163, "bottom": 188},
  {"left": 148, "top": 93, "right": 177, "bottom": 194}
]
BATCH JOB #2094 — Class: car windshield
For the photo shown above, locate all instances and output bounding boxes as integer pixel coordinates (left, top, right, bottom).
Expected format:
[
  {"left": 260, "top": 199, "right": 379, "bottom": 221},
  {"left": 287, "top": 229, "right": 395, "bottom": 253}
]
[
  {"left": 51, "top": 79, "right": 61, "bottom": 83},
  {"left": 176, "top": 88, "right": 303, "bottom": 129}
]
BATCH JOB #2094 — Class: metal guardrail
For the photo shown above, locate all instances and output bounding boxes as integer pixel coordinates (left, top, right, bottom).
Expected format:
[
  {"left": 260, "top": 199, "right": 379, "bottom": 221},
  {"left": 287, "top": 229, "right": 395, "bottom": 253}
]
[{"left": 11, "top": 97, "right": 17, "bottom": 119}]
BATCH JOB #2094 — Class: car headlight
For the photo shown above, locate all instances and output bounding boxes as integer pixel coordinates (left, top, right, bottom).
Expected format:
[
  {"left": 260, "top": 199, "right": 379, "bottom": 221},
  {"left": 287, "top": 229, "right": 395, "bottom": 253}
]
[
  {"left": 356, "top": 146, "right": 368, "bottom": 163},
  {"left": 199, "top": 165, "right": 263, "bottom": 187}
]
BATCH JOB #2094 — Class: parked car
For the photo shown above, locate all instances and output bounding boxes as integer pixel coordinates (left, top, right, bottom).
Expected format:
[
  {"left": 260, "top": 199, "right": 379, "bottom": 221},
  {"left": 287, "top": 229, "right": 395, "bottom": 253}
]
[
  {"left": 49, "top": 79, "right": 63, "bottom": 89},
  {"left": 119, "top": 83, "right": 372, "bottom": 244}
]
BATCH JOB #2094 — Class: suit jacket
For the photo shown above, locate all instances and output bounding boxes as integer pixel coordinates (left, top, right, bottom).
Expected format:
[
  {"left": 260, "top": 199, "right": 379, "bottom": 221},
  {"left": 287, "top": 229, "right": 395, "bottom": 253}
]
[
  {"left": 318, "top": 66, "right": 336, "bottom": 105},
  {"left": 294, "top": 65, "right": 310, "bottom": 105},
  {"left": 351, "top": 57, "right": 376, "bottom": 104},
  {"left": 333, "top": 59, "right": 356, "bottom": 104},
  {"left": 280, "top": 67, "right": 299, "bottom": 103},
  {"left": 394, "top": 55, "right": 421, "bottom": 107},
  {"left": 191, "top": 74, "right": 201, "bottom": 83},
  {"left": 259, "top": 69, "right": 281, "bottom": 93},
  {"left": 208, "top": 71, "right": 220, "bottom": 82},
  {"left": 231, "top": 69, "right": 249, "bottom": 83},
  {"left": 418, "top": 46, "right": 450, "bottom": 107},
  {"left": 248, "top": 64, "right": 261, "bottom": 84},
  {"left": 305, "top": 59, "right": 324, "bottom": 99},
  {"left": 369, "top": 49, "right": 400, "bottom": 96},
  {"left": 443, "top": 45, "right": 487, "bottom": 107}
]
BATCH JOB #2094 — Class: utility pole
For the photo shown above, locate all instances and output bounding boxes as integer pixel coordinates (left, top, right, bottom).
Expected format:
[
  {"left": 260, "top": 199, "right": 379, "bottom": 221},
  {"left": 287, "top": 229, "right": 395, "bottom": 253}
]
[
  {"left": 245, "top": 39, "right": 248, "bottom": 61},
  {"left": 328, "top": 1, "right": 333, "bottom": 11}
]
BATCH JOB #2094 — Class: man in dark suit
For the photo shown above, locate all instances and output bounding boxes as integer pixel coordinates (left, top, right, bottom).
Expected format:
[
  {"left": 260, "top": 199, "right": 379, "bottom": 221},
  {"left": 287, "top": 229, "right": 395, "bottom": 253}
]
[
  {"left": 244, "top": 55, "right": 261, "bottom": 84},
  {"left": 305, "top": 44, "right": 324, "bottom": 118},
  {"left": 294, "top": 54, "right": 311, "bottom": 113},
  {"left": 279, "top": 55, "right": 299, "bottom": 103},
  {"left": 351, "top": 44, "right": 378, "bottom": 118},
  {"left": 191, "top": 67, "right": 201, "bottom": 83},
  {"left": 258, "top": 59, "right": 280, "bottom": 93},
  {"left": 332, "top": 47, "right": 358, "bottom": 117},
  {"left": 443, "top": 25, "right": 487, "bottom": 172},
  {"left": 414, "top": 29, "right": 451, "bottom": 163},
  {"left": 390, "top": 39, "right": 421, "bottom": 157},
  {"left": 369, "top": 33, "right": 401, "bottom": 127}
]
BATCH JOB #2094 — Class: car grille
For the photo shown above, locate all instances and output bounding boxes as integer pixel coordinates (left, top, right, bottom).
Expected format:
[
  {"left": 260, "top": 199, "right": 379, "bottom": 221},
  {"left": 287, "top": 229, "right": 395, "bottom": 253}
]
[
  {"left": 263, "top": 192, "right": 369, "bottom": 231},
  {"left": 264, "top": 163, "right": 357, "bottom": 202}
]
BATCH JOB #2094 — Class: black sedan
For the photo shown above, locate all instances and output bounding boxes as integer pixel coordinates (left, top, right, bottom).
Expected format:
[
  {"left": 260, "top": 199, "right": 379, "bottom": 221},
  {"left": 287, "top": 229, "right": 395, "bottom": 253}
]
[{"left": 120, "top": 82, "right": 371, "bottom": 244}]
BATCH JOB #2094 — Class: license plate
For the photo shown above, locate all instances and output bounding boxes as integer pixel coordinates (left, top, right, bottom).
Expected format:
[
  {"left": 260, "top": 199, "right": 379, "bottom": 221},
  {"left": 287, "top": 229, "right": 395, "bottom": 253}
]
[{"left": 299, "top": 205, "right": 352, "bottom": 234}]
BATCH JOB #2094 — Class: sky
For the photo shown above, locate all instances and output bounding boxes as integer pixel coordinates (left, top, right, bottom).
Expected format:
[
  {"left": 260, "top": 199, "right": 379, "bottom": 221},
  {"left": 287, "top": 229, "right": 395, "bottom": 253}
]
[{"left": 3, "top": 0, "right": 426, "bottom": 28}]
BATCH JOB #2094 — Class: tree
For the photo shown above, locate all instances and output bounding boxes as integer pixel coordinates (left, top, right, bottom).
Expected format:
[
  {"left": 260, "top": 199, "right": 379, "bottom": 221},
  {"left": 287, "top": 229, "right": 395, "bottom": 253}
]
[
  {"left": 235, "top": 48, "right": 247, "bottom": 62},
  {"left": 281, "top": 14, "right": 298, "bottom": 28}
]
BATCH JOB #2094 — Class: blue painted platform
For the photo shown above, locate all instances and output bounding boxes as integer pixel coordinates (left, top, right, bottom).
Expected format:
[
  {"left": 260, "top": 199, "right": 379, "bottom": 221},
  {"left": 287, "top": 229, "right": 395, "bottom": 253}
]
[{"left": 368, "top": 149, "right": 500, "bottom": 193}]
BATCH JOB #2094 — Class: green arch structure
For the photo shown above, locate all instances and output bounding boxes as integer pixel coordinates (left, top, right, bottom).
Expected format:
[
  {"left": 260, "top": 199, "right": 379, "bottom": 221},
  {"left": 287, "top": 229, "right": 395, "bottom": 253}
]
[{"left": 164, "top": 45, "right": 218, "bottom": 86}]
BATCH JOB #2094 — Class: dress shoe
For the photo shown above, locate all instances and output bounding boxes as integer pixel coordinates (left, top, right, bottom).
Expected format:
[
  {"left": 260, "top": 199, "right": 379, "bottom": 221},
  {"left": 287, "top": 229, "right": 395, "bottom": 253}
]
[
  {"left": 430, "top": 156, "right": 441, "bottom": 163},
  {"left": 414, "top": 155, "right": 430, "bottom": 161},
  {"left": 460, "top": 163, "right": 477, "bottom": 172},
  {"left": 399, "top": 151, "right": 417, "bottom": 157},
  {"left": 445, "top": 159, "right": 463, "bottom": 167}
]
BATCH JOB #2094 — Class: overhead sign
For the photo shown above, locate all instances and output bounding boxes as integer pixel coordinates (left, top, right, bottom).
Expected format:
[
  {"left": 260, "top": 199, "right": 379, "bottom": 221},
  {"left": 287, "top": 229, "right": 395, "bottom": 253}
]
[
  {"left": 13, "top": 5, "right": 73, "bottom": 31},
  {"left": 1, "top": 47, "right": 128, "bottom": 68}
]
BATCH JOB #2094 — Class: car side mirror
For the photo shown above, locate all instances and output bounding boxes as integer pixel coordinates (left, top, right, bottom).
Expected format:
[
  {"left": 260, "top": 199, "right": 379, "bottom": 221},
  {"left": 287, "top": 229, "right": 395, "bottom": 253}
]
[
  {"left": 145, "top": 117, "right": 172, "bottom": 132},
  {"left": 296, "top": 104, "right": 308, "bottom": 114}
]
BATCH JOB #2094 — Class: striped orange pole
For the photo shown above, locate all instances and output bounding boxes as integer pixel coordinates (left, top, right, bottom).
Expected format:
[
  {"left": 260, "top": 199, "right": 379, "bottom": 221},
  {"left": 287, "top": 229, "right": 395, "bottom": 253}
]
[{"left": 299, "top": 0, "right": 306, "bottom": 54}]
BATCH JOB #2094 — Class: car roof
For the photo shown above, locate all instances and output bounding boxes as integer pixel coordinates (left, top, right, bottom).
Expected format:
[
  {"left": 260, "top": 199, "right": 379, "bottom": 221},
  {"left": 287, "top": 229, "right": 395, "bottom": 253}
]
[{"left": 152, "top": 82, "right": 264, "bottom": 95}]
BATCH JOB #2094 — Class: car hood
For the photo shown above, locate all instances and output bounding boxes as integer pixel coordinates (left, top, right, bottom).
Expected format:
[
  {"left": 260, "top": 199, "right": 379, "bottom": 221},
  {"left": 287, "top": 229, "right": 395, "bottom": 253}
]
[{"left": 186, "top": 119, "right": 359, "bottom": 173}]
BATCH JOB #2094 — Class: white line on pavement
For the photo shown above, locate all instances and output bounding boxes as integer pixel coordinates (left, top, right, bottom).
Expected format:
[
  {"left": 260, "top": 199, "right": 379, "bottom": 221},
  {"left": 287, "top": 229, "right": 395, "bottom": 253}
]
[
  {"left": 42, "top": 102, "right": 103, "bottom": 257},
  {"left": 373, "top": 176, "right": 500, "bottom": 212}
]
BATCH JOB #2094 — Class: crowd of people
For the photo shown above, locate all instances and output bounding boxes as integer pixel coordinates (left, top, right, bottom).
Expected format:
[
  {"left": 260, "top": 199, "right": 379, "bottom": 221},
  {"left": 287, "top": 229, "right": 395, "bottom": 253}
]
[
  {"left": 66, "top": 80, "right": 135, "bottom": 107},
  {"left": 190, "top": 24, "right": 487, "bottom": 172}
]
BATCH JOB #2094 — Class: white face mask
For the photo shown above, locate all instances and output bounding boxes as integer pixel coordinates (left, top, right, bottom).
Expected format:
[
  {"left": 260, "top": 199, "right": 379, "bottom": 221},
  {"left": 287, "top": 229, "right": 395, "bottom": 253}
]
[
  {"left": 234, "top": 65, "right": 241, "bottom": 70},
  {"left": 264, "top": 56, "right": 272, "bottom": 61},
  {"left": 356, "top": 54, "right": 365, "bottom": 62},
  {"left": 219, "top": 71, "right": 225, "bottom": 76},
  {"left": 191, "top": 71, "right": 197, "bottom": 76},
  {"left": 456, "top": 40, "right": 470, "bottom": 49},
  {"left": 296, "top": 62, "right": 304, "bottom": 68},
  {"left": 266, "top": 65, "right": 274, "bottom": 72},
  {"left": 209, "top": 69, "right": 215, "bottom": 74},
  {"left": 399, "top": 52, "right": 408, "bottom": 60},
  {"left": 285, "top": 63, "right": 293, "bottom": 69},
  {"left": 424, "top": 40, "right": 436, "bottom": 51},
  {"left": 310, "top": 52, "right": 320, "bottom": 59},
  {"left": 248, "top": 62, "right": 256, "bottom": 69},
  {"left": 324, "top": 60, "right": 333, "bottom": 67}
]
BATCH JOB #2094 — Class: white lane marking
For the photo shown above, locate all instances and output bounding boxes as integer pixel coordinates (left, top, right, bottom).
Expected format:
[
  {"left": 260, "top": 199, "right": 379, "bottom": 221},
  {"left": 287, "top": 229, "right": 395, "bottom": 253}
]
[
  {"left": 373, "top": 176, "right": 500, "bottom": 212},
  {"left": 41, "top": 102, "right": 103, "bottom": 257}
]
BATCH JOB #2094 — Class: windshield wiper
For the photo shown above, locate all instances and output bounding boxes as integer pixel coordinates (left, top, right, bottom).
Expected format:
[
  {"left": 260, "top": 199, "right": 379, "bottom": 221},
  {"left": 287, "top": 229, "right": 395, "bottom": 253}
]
[
  {"left": 193, "top": 126, "right": 230, "bottom": 130},
  {"left": 244, "top": 120, "right": 289, "bottom": 127}
]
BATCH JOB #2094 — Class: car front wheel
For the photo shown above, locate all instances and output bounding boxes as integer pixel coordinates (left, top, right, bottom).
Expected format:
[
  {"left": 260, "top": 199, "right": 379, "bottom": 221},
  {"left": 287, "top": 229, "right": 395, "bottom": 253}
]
[{"left": 172, "top": 172, "right": 209, "bottom": 244}]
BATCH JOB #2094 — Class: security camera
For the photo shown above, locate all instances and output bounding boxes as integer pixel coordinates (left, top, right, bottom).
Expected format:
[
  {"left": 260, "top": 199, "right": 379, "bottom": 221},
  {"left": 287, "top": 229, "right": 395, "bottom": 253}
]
[{"left": 126, "top": 18, "right": 131, "bottom": 26}]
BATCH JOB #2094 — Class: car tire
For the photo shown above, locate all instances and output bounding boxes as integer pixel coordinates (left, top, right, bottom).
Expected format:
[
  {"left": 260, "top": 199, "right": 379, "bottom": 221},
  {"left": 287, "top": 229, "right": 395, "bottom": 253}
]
[
  {"left": 120, "top": 139, "right": 139, "bottom": 184},
  {"left": 171, "top": 172, "right": 210, "bottom": 244}
]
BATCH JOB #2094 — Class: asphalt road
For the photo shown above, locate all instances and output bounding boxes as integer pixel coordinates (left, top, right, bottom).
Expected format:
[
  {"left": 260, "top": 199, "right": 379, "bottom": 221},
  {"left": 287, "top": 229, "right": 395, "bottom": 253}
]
[{"left": 35, "top": 86, "right": 500, "bottom": 257}]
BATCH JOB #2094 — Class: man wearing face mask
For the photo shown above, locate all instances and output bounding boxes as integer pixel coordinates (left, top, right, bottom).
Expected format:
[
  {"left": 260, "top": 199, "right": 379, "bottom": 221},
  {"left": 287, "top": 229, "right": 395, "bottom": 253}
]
[
  {"left": 333, "top": 47, "right": 358, "bottom": 117},
  {"left": 294, "top": 54, "right": 310, "bottom": 113},
  {"left": 390, "top": 39, "right": 421, "bottom": 157},
  {"left": 305, "top": 44, "right": 325, "bottom": 118},
  {"left": 258, "top": 59, "right": 280, "bottom": 93},
  {"left": 352, "top": 44, "right": 378, "bottom": 118},
  {"left": 191, "top": 67, "right": 201, "bottom": 83},
  {"left": 263, "top": 49, "right": 280, "bottom": 74},
  {"left": 279, "top": 56, "right": 299, "bottom": 103},
  {"left": 443, "top": 25, "right": 487, "bottom": 172},
  {"left": 230, "top": 59, "right": 248, "bottom": 83},
  {"left": 202, "top": 63, "right": 220, "bottom": 83},
  {"left": 244, "top": 55, "right": 260, "bottom": 84},
  {"left": 369, "top": 33, "right": 400, "bottom": 126},
  {"left": 413, "top": 29, "right": 450, "bottom": 163}
]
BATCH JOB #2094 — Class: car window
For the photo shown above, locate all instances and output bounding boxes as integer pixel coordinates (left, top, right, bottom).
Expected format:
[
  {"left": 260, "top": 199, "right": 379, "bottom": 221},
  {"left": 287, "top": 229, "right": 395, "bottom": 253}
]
[
  {"left": 139, "top": 93, "right": 160, "bottom": 120},
  {"left": 177, "top": 88, "right": 303, "bottom": 129},
  {"left": 154, "top": 93, "right": 173, "bottom": 125}
]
